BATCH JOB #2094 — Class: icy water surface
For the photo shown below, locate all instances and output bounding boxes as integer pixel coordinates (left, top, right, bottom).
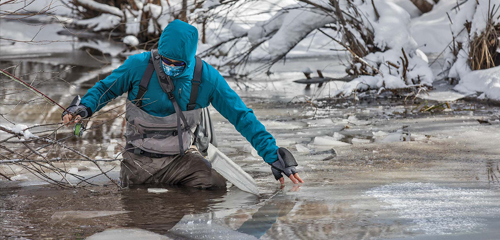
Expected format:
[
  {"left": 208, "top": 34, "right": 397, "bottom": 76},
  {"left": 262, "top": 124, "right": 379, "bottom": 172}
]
[{"left": 2, "top": 56, "right": 500, "bottom": 239}]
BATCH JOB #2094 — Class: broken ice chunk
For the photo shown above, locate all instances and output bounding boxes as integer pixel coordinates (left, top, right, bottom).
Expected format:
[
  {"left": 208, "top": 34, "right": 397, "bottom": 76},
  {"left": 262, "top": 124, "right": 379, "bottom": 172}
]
[
  {"left": 347, "top": 115, "right": 371, "bottom": 126},
  {"left": 380, "top": 132, "right": 403, "bottom": 143},
  {"left": 351, "top": 138, "right": 371, "bottom": 144},
  {"left": 313, "top": 136, "right": 350, "bottom": 146},
  {"left": 242, "top": 144, "right": 259, "bottom": 157},
  {"left": 333, "top": 132, "right": 345, "bottom": 141},
  {"left": 295, "top": 144, "right": 310, "bottom": 153}
]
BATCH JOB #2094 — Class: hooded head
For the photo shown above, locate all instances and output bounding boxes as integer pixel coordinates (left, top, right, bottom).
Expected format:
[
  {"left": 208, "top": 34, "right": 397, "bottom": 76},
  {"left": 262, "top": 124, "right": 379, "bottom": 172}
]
[{"left": 158, "top": 19, "right": 199, "bottom": 79}]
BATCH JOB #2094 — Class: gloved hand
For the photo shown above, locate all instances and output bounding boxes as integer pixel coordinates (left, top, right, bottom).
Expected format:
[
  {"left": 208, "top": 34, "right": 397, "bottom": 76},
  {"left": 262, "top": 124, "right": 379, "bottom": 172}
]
[
  {"left": 61, "top": 96, "right": 91, "bottom": 125},
  {"left": 270, "top": 147, "right": 304, "bottom": 185}
]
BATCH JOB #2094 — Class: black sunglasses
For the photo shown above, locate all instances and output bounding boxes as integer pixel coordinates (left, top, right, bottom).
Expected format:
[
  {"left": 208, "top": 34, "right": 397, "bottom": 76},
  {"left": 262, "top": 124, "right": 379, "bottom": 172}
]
[{"left": 161, "top": 56, "right": 186, "bottom": 66}]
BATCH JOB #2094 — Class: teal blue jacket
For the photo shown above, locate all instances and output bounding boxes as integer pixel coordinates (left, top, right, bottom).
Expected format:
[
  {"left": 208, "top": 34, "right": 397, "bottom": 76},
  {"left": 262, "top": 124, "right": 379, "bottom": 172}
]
[{"left": 81, "top": 20, "right": 278, "bottom": 164}]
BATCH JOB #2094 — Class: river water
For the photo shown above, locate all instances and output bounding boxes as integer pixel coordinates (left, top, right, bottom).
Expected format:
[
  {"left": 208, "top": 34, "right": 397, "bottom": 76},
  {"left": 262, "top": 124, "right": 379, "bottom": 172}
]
[{"left": 2, "top": 38, "right": 500, "bottom": 239}]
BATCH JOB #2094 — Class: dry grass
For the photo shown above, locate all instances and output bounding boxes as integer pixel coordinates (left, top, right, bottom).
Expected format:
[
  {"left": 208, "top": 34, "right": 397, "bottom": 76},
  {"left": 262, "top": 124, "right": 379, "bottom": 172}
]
[
  {"left": 469, "top": 23, "right": 500, "bottom": 70},
  {"left": 452, "top": 2, "right": 500, "bottom": 71}
]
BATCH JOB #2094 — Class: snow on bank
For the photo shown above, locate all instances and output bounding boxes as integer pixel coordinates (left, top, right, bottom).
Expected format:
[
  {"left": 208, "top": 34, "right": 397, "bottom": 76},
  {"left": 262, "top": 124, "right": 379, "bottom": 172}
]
[
  {"left": 6, "top": 0, "right": 498, "bottom": 101},
  {"left": 200, "top": 0, "right": 434, "bottom": 95},
  {"left": 454, "top": 67, "right": 500, "bottom": 100},
  {"left": 446, "top": 0, "right": 500, "bottom": 101},
  {"left": 333, "top": 0, "right": 433, "bottom": 96},
  {"left": 410, "top": 0, "right": 457, "bottom": 53}
]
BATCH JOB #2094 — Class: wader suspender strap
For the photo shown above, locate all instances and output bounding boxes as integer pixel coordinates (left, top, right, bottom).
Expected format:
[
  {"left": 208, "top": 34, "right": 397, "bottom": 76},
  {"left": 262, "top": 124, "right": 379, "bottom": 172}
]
[
  {"left": 134, "top": 58, "right": 155, "bottom": 107},
  {"left": 187, "top": 57, "right": 203, "bottom": 111},
  {"left": 150, "top": 49, "right": 190, "bottom": 156},
  {"left": 135, "top": 54, "right": 203, "bottom": 110}
]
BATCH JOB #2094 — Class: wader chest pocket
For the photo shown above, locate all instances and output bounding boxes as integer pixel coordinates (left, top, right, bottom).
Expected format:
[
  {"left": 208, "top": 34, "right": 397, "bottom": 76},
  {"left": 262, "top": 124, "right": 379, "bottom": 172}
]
[{"left": 127, "top": 118, "right": 193, "bottom": 155}]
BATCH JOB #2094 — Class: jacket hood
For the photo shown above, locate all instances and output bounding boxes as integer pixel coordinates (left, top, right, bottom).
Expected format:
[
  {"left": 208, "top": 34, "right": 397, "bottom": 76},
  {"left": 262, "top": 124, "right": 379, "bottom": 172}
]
[{"left": 158, "top": 19, "right": 198, "bottom": 80}]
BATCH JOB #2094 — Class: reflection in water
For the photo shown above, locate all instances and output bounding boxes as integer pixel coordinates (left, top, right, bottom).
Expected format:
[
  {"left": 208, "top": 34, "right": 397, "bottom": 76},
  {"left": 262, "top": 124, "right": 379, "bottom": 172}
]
[
  {"left": 236, "top": 191, "right": 296, "bottom": 238},
  {"left": 487, "top": 160, "right": 500, "bottom": 183},
  {"left": 121, "top": 186, "right": 227, "bottom": 235},
  {"left": 0, "top": 59, "right": 128, "bottom": 162},
  {"left": 0, "top": 57, "right": 121, "bottom": 115},
  {"left": 263, "top": 201, "right": 407, "bottom": 240},
  {"left": 0, "top": 60, "right": 99, "bottom": 128},
  {"left": 162, "top": 187, "right": 409, "bottom": 240}
]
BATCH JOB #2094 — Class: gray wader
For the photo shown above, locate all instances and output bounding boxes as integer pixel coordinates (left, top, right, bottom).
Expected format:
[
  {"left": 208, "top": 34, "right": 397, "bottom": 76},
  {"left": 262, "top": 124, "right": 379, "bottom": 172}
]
[{"left": 120, "top": 50, "right": 226, "bottom": 189}]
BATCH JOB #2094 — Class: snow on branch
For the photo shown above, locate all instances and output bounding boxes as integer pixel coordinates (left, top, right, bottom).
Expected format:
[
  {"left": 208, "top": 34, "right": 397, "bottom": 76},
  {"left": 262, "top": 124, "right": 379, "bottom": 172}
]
[
  {"left": 67, "top": 0, "right": 216, "bottom": 50},
  {"left": 0, "top": 119, "right": 121, "bottom": 188},
  {"left": 74, "top": 13, "right": 121, "bottom": 31},
  {"left": 201, "top": 0, "right": 432, "bottom": 97},
  {"left": 72, "top": 0, "right": 124, "bottom": 18},
  {"left": 267, "top": 8, "right": 336, "bottom": 58}
]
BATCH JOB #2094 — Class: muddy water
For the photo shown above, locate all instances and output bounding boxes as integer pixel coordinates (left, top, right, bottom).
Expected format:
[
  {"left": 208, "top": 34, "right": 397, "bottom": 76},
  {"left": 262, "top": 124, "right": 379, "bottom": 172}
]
[{"left": 1, "top": 57, "right": 500, "bottom": 239}]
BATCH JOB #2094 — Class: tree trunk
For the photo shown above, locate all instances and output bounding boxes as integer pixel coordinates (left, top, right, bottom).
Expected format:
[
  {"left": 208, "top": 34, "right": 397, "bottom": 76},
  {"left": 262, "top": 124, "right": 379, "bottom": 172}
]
[
  {"left": 180, "top": 0, "right": 187, "bottom": 22},
  {"left": 410, "top": 0, "right": 439, "bottom": 14}
]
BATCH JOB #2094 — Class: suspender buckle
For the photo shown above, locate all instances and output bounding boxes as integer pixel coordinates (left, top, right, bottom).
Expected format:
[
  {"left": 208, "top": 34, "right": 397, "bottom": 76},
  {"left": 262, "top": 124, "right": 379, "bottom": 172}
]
[
  {"left": 167, "top": 92, "right": 175, "bottom": 100},
  {"left": 133, "top": 148, "right": 143, "bottom": 155},
  {"left": 186, "top": 103, "right": 196, "bottom": 110}
]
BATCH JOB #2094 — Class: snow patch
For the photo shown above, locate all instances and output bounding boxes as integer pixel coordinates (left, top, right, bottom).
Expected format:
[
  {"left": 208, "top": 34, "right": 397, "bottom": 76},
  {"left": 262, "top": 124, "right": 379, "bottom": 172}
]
[
  {"left": 410, "top": 0, "right": 457, "bottom": 53},
  {"left": 454, "top": 66, "right": 500, "bottom": 100},
  {"left": 123, "top": 35, "right": 139, "bottom": 46}
]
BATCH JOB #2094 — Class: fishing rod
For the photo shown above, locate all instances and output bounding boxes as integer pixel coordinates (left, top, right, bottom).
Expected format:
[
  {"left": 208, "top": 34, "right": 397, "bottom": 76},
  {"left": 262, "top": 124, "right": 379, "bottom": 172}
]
[
  {"left": 0, "top": 68, "right": 67, "bottom": 110},
  {"left": 0, "top": 68, "right": 86, "bottom": 137}
]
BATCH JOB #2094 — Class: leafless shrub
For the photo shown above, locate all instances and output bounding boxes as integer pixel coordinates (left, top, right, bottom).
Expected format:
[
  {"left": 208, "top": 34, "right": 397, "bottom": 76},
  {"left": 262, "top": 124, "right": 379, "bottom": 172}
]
[{"left": 0, "top": 67, "right": 126, "bottom": 189}]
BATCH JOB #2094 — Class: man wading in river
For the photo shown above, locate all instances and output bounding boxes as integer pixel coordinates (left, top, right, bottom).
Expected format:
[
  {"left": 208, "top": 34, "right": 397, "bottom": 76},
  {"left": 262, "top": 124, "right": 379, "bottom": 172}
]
[{"left": 62, "top": 20, "right": 304, "bottom": 189}]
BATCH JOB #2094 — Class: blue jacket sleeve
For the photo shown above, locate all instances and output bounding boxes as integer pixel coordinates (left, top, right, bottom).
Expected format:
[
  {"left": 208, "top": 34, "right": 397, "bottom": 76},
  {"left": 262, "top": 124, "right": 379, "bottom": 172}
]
[
  {"left": 209, "top": 73, "right": 278, "bottom": 164},
  {"left": 81, "top": 57, "right": 137, "bottom": 114}
]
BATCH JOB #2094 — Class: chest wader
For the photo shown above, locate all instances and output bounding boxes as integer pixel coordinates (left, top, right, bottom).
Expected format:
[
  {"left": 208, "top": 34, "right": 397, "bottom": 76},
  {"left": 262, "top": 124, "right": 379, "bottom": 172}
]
[{"left": 120, "top": 50, "right": 225, "bottom": 188}]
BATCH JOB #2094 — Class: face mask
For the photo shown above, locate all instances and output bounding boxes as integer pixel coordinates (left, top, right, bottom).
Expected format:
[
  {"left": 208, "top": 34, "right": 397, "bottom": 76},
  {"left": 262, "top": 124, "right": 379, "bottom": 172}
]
[{"left": 162, "top": 63, "right": 185, "bottom": 77}]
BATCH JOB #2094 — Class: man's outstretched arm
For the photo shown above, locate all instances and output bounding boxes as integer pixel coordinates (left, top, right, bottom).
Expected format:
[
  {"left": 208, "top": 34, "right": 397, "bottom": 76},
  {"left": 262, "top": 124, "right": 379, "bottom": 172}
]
[
  {"left": 63, "top": 55, "right": 143, "bottom": 125},
  {"left": 208, "top": 69, "right": 304, "bottom": 184}
]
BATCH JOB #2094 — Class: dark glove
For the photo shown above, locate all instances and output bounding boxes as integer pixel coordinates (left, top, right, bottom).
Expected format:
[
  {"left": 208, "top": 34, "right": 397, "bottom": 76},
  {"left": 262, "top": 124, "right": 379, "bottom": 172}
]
[
  {"left": 61, "top": 95, "right": 91, "bottom": 120},
  {"left": 270, "top": 147, "right": 298, "bottom": 180}
]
